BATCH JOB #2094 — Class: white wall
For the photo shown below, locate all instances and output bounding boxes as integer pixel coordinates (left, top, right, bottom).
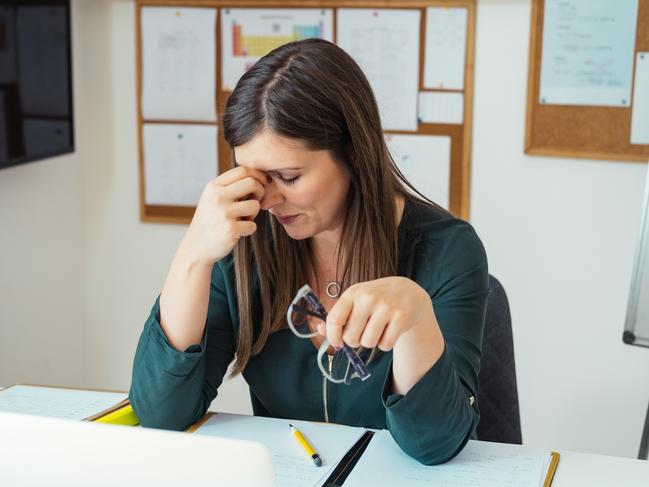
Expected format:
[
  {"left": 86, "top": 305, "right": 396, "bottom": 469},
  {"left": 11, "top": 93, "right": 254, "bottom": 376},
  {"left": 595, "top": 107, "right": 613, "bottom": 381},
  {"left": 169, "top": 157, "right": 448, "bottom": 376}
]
[
  {"left": 471, "top": 1, "right": 649, "bottom": 457},
  {"left": 0, "top": 154, "right": 86, "bottom": 388},
  {"left": 75, "top": 0, "right": 251, "bottom": 414},
  {"left": 2, "top": 0, "right": 648, "bottom": 459},
  {"left": 0, "top": 14, "right": 86, "bottom": 387}
]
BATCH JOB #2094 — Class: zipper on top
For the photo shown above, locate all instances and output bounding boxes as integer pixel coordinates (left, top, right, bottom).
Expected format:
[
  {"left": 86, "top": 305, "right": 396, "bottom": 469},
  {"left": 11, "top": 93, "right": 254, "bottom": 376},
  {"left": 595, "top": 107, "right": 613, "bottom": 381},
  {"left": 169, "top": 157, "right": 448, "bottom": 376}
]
[{"left": 323, "top": 354, "right": 334, "bottom": 423}]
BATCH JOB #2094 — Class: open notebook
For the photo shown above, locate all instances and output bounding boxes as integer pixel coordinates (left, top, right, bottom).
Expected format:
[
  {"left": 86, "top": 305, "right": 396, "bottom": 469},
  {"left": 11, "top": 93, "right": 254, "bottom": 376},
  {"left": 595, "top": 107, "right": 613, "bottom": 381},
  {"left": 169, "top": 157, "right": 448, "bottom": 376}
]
[
  {"left": 0, "top": 384, "right": 129, "bottom": 421},
  {"left": 189, "top": 412, "right": 560, "bottom": 487},
  {"left": 189, "top": 412, "right": 368, "bottom": 487},
  {"left": 0, "top": 385, "right": 559, "bottom": 487},
  {"left": 343, "top": 429, "right": 560, "bottom": 487}
]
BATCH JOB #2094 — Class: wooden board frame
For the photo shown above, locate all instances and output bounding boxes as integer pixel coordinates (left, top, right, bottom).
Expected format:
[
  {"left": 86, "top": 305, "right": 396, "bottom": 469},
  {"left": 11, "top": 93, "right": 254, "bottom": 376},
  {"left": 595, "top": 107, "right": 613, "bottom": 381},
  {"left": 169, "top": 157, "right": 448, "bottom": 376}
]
[
  {"left": 136, "top": 0, "right": 477, "bottom": 223},
  {"left": 525, "top": 0, "right": 649, "bottom": 162}
]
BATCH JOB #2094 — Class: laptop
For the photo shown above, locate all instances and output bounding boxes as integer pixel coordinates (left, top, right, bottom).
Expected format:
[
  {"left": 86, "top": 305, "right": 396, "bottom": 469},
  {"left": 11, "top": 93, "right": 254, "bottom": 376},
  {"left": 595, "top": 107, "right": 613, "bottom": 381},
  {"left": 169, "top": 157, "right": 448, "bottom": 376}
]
[{"left": 0, "top": 411, "right": 275, "bottom": 486}]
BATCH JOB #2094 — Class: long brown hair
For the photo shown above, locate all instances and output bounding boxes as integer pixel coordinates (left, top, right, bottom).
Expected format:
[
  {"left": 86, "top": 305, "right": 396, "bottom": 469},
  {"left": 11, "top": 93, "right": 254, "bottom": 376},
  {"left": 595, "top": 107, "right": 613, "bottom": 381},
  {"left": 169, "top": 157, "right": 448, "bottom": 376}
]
[{"left": 223, "top": 38, "right": 437, "bottom": 375}]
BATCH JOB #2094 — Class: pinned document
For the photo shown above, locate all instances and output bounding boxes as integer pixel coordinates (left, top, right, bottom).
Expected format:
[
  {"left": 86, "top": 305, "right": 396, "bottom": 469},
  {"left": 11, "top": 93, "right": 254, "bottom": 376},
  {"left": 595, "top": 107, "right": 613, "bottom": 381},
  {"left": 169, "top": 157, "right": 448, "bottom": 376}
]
[
  {"left": 143, "top": 123, "right": 218, "bottom": 206},
  {"left": 141, "top": 7, "right": 217, "bottom": 121},
  {"left": 631, "top": 52, "right": 649, "bottom": 145},
  {"left": 418, "top": 92, "right": 464, "bottom": 125},
  {"left": 424, "top": 7, "right": 467, "bottom": 90},
  {"left": 337, "top": 9, "right": 420, "bottom": 131},
  {"left": 539, "top": 0, "right": 639, "bottom": 106},
  {"left": 385, "top": 134, "right": 451, "bottom": 209},
  {"left": 220, "top": 9, "right": 333, "bottom": 92}
]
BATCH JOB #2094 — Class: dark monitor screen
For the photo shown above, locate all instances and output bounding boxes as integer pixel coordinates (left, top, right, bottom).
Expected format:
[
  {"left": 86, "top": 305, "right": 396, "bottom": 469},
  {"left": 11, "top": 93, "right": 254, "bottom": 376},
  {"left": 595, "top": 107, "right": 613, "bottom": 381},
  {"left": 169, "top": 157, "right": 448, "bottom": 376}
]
[{"left": 0, "top": 1, "right": 74, "bottom": 170}]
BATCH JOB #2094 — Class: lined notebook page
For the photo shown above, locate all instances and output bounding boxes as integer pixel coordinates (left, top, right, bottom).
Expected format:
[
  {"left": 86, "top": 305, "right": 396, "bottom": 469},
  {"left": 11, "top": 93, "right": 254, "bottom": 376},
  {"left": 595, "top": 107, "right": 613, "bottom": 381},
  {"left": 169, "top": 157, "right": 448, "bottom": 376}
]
[
  {"left": 192, "top": 412, "right": 366, "bottom": 487},
  {"left": 0, "top": 385, "right": 127, "bottom": 420},
  {"left": 345, "top": 430, "right": 549, "bottom": 487}
]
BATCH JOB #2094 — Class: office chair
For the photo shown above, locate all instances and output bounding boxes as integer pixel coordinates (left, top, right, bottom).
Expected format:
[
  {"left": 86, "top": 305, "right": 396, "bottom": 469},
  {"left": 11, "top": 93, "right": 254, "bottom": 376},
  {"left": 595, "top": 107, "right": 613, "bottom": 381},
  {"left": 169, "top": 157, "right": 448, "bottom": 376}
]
[{"left": 476, "top": 275, "right": 523, "bottom": 444}]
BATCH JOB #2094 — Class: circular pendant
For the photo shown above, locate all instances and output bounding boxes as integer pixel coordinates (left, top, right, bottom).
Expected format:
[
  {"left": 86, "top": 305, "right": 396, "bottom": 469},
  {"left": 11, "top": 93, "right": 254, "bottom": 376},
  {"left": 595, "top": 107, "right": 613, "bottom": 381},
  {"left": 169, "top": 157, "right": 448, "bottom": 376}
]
[{"left": 325, "top": 281, "right": 341, "bottom": 298}]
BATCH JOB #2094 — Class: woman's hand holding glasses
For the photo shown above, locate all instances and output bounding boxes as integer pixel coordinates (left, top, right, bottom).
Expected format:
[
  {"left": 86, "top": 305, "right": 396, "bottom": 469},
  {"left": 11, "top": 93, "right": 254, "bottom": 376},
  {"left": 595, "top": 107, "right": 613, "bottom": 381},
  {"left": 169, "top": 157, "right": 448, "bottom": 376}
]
[
  {"left": 323, "top": 277, "right": 435, "bottom": 352},
  {"left": 321, "top": 276, "right": 445, "bottom": 394},
  {"left": 288, "top": 277, "right": 438, "bottom": 385}
]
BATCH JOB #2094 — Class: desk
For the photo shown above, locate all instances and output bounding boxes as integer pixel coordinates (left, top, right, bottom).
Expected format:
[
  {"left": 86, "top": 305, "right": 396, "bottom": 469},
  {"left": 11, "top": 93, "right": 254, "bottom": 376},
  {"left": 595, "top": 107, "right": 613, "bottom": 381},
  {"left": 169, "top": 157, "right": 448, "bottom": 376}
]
[
  {"left": 1, "top": 385, "right": 647, "bottom": 486},
  {"left": 552, "top": 449, "right": 648, "bottom": 486}
]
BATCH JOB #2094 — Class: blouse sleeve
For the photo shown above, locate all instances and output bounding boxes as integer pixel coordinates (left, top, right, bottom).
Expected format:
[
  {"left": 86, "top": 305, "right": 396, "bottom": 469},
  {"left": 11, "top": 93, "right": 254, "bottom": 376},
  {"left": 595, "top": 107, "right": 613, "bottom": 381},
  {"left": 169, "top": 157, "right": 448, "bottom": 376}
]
[
  {"left": 382, "top": 223, "right": 489, "bottom": 465},
  {"left": 128, "top": 259, "right": 237, "bottom": 430}
]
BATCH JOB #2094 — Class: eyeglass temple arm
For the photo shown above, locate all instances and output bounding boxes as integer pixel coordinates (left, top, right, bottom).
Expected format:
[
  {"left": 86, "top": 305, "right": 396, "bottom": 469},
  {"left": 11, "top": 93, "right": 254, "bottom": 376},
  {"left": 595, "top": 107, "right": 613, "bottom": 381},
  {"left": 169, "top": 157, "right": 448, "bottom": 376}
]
[{"left": 290, "top": 304, "right": 327, "bottom": 322}]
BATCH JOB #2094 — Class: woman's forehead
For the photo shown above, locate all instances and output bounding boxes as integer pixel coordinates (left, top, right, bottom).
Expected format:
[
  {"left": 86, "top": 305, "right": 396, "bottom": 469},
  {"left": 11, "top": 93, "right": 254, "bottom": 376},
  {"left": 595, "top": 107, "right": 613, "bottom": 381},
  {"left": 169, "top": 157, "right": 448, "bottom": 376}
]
[{"left": 234, "top": 130, "right": 320, "bottom": 171}]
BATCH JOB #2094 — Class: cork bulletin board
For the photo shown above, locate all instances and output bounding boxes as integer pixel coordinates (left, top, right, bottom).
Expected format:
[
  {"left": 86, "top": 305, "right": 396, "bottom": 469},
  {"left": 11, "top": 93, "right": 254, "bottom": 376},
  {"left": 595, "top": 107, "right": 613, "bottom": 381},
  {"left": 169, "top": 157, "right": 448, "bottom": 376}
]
[
  {"left": 525, "top": 0, "right": 649, "bottom": 162},
  {"left": 136, "top": 0, "right": 477, "bottom": 224}
]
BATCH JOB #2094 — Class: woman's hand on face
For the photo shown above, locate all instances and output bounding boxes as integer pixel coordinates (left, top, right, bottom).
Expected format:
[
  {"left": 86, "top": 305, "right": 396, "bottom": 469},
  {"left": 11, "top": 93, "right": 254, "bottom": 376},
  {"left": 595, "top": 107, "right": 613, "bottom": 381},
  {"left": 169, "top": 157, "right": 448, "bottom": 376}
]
[
  {"left": 181, "top": 166, "right": 269, "bottom": 266},
  {"left": 321, "top": 277, "right": 434, "bottom": 351}
]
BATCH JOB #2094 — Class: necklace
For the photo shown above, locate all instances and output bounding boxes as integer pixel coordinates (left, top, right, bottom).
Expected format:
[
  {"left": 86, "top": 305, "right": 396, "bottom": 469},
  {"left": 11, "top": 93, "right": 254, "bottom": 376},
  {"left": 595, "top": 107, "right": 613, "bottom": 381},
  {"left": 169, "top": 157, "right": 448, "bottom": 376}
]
[{"left": 325, "top": 281, "right": 341, "bottom": 298}]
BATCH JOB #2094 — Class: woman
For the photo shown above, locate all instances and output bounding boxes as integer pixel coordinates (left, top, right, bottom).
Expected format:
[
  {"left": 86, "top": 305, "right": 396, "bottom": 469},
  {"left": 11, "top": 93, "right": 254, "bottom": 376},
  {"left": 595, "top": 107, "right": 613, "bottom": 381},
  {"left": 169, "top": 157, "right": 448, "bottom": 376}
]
[{"left": 129, "top": 38, "right": 489, "bottom": 466}]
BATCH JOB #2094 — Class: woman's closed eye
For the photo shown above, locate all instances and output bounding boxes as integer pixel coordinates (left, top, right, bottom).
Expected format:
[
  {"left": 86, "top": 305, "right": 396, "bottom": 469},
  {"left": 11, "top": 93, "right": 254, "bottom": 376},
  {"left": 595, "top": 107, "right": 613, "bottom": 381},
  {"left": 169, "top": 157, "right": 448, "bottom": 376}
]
[{"left": 274, "top": 173, "right": 300, "bottom": 185}]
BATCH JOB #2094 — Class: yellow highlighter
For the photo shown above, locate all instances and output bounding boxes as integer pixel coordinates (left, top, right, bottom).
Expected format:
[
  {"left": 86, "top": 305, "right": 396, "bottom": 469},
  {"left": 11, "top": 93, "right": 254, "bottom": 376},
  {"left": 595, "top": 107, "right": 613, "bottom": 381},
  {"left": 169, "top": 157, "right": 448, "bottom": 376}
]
[
  {"left": 93, "top": 404, "right": 140, "bottom": 426},
  {"left": 289, "top": 424, "right": 323, "bottom": 467}
]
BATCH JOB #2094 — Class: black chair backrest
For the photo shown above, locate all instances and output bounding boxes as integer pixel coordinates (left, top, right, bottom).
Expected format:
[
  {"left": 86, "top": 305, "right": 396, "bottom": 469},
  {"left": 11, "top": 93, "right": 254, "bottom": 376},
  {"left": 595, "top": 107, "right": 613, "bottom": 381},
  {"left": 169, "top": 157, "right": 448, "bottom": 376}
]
[{"left": 476, "top": 275, "right": 522, "bottom": 444}]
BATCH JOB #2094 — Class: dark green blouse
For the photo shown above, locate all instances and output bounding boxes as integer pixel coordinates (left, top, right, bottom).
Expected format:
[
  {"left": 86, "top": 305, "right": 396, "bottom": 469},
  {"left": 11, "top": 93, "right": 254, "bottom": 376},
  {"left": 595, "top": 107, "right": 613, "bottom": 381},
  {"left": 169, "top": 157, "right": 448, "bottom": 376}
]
[{"left": 129, "top": 198, "right": 489, "bottom": 465}]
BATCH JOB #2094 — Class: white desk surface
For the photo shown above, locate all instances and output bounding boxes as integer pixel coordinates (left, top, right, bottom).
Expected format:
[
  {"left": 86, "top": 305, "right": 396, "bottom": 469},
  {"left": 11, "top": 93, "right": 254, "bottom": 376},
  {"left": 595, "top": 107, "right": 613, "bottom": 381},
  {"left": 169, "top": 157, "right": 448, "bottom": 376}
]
[
  {"left": 552, "top": 449, "right": 648, "bottom": 486},
  {"left": 0, "top": 386, "right": 647, "bottom": 485}
]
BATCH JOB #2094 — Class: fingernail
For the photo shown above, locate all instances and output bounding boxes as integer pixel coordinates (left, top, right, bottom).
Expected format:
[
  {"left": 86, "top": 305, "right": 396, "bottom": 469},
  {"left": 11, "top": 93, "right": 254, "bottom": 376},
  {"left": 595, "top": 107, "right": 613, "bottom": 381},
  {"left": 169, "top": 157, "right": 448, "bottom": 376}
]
[{"left": 334, "top": 346, "right": 342, "bottom": 352}]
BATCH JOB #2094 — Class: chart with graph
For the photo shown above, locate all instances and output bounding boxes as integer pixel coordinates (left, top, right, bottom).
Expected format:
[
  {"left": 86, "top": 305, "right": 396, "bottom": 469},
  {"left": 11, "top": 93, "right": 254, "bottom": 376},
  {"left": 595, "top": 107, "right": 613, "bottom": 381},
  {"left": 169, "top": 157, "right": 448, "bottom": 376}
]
[{"left": 221, "top": 8, "right": 333, "bottom": 91}]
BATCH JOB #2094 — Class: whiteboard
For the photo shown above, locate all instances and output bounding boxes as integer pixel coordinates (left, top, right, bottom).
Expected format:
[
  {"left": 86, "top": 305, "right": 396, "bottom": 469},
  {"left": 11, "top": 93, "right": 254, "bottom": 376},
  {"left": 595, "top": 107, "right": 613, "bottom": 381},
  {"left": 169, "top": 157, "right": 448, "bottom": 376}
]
[{"left": 624, "top": 165, "right": 649, "bottom": 348}]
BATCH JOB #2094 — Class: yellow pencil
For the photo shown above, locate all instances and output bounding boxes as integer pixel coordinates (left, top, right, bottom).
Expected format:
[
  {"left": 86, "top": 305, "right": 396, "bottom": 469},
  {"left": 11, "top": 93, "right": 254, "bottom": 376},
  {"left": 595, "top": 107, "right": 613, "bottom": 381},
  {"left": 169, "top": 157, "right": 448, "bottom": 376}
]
[{"left": 289, "top": 424, "right": 323, "bottom": 467}]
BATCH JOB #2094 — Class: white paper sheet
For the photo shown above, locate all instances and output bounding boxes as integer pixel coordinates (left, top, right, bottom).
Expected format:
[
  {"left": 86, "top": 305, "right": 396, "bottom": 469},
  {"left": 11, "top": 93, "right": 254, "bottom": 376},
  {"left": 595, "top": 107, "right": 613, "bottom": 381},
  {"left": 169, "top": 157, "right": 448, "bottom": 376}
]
[
  {"left": 345, "top": 430, "right": 548, "bottom": 487},
  {"left": 424, "top": 7, "right": 467, "bottom": 90},
  {"left": 0, "top": 385, "right": 127, "bottom": 421},
  {"left": 337, "top": 9, "right": 420, "bottom": 131},
  {"left": 418, "top": 91, "right": 464, "bottom": 124},
  {"left": 141, "top": 7, "right": 217, "bottom": 121},
  {"left": 143, "top": 123, "right": 218, "bottom": 206},
  {"left": 385, "top": 134, "right": 451, "bottom": 209},
  {"left": 631, "top": 52, "right": 649, "bottom": 145},
  {"left": 539, "top": 0, "right": 639, "bottom": 107},
  {"left": 220, "top": 8, "right": 333, "bottom": 92},
  {"left": 192, "top": 412, "right": 367, "bottom": 487}
]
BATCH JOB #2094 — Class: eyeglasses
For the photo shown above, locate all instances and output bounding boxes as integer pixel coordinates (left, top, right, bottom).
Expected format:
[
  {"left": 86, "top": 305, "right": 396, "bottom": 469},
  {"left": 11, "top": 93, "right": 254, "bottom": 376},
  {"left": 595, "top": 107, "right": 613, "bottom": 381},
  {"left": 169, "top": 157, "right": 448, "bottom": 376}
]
[{"left": 287, "top": 284, "right": 372, "bottom": 384}]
